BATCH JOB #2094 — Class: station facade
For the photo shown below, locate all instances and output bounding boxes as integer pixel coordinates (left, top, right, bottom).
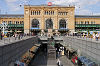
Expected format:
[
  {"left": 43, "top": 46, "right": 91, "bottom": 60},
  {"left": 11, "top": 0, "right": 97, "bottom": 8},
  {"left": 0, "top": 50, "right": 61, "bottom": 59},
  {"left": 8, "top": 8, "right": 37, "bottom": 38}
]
[
  {"left": 24, "top": 5, "right": 75, "bottom": 34},
  {"left": 0, "top": 15, "right": 24, "bottom": 34},
  {"left": 0, "top": 4, "right": 100, "bottom": 35}
]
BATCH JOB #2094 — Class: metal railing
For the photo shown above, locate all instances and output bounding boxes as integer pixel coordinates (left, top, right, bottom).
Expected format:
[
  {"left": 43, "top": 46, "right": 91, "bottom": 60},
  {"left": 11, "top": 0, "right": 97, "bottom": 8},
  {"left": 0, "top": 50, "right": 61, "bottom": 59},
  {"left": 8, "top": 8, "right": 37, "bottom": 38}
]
[
  {"left": 0, "top": 36, "right": 38, "bottom": 66},
  {"left": 62, "top": 36, "right": 100, "bottom": 65}
]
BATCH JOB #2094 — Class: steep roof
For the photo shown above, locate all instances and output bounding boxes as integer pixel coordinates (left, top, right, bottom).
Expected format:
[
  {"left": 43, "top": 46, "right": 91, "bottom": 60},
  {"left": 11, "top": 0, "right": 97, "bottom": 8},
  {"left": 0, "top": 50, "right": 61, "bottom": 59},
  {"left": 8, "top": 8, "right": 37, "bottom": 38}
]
[
  {"left": 24, "top": 4, "right": 75, "bottom": 8},
  {"left": 0, "top": 14, "right": 24, "bottom": 18},
  {"left": 75, "top": 15, "right": 100, "bottom": 18},
  {"left": 1, "top": 14, "right": 100, "bottom": 18}
]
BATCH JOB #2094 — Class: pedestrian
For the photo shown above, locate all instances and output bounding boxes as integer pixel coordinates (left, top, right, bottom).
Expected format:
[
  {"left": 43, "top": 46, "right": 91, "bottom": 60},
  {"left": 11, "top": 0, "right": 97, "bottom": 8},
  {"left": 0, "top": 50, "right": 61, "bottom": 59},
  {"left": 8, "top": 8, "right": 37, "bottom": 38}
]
[
  {"left": 57, "top": 52, "right": 60, "bottom": 58},
  {"left": 57, "top": 59, "right": 61, "bottom": 66},
  {"left": 0, "top": 32, "right": 3, "bottom": 40},
  {"left": 15, "top": 33, "right": 17, "bottom": 40},
  {"left": 93, "top": 33, "right": 95, "bottom": 40},
  {"left": 18, "top": 34, "right": 20, "bottom": 40},
  {"left": 96, "top": 33, "right": 99, "bottom": 41}
]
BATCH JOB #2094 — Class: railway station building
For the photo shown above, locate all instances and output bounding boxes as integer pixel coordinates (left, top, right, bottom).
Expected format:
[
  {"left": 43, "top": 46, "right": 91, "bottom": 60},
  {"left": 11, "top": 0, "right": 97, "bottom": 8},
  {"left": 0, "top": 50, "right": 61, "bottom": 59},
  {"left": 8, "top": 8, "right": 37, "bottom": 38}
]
[{"left": 0, "top": 4, "right": 100, "bottom": 35}]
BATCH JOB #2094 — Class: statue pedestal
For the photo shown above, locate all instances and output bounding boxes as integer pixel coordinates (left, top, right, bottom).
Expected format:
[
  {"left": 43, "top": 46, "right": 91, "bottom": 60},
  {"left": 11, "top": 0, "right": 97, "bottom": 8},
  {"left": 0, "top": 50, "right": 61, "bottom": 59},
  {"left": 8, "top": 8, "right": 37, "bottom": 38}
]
[
  {"left": 55, "top": 29, "right": 58, "bottom": 36},
  {"left": 47, "top": 29, "right": 53, "bottom": 38},
  {"left": 41, "top": 30, "right": 45, "bottom": 36}
]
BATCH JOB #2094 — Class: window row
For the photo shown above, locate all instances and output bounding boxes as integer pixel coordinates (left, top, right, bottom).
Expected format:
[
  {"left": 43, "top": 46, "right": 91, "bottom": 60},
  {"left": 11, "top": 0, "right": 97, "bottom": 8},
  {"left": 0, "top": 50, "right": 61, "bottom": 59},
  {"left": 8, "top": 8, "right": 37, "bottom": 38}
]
[
  {"left": 2, "top": 21, "right": 24, "bottom": 24},
  {"left": 58, "top": 12, "right": 67, "bottom": 15},
  {"left": 75, "top": 21, "right": 95, "bottom": 24},
  {"left": 44, "top": 11, "right": 54, "bottom": 15},
  {"left": 31, "top": 19, "right": 67, "bottom": 29},
  {"left": 30, "top": 11, "right": 68, "bottom": 15},
  {"left": 31, "top": 11, "right": 41, "bottom": 15}
]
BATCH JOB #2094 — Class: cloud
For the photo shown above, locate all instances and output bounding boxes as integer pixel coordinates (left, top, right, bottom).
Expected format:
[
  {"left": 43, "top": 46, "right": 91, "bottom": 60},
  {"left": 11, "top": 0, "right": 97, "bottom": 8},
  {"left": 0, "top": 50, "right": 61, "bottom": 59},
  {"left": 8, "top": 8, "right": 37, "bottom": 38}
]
[
  {"left": 76, "top": 9, "right": 92, "bottom": 15},
  {"left": 47, "top": 0, "right": 100, "bottom": 6},
  {"left": 47, "top": 0, "right": 100, "bottom": 15},
  {"left": 93, "top": 13, "right": 100, "bottom": 15},
  {"left": 6, "top": 0, "right": 18, "bottom": 3},
  {"left": 5, "top": 0, "right": 29, "bottom": 11}
]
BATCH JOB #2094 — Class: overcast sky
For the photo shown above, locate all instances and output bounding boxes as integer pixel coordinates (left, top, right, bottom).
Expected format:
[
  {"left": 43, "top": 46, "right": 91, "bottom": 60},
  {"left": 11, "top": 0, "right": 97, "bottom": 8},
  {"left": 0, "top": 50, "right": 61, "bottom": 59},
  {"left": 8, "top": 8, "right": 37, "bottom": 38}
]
[{"left": 0, "top": 0, "right": 100, "bottom": 15}]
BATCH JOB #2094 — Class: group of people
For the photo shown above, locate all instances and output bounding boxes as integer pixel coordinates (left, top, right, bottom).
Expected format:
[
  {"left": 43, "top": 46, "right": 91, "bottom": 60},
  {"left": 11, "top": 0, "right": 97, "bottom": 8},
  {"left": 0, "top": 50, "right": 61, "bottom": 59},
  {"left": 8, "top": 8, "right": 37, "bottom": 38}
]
[
  {"left": 14, "top": 33, "right": 31, "bottom": 40},
  {"left": 93, "top": 33, "right": 100, "bottom": 41},
  {"left": 0, "top": 32, "right": 32, "bottom": 40},
  {"left": 14, "top": 33, "right": 23, "bottom": 40},
  {"left": 0, "top": 32, "right": 3, "bottom": 40}
]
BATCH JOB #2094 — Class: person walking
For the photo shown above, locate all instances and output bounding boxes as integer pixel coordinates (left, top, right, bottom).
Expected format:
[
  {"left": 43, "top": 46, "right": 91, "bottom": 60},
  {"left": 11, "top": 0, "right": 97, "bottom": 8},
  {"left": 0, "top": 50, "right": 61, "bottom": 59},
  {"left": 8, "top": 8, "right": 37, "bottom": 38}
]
[
  {"left": 0, "top": 32, "right": 3, "bottom": 40},
  {"left": 57, "top": 59, "right": 61, "bottom": 66},
  {"left": 18, "top": 34, "right": 20, "bottom": 40},
  {"left": 15, "top": 33, "right": 17, "bottom": 40},
  {"left": 96, "top": 33, "right": 99, "bottom": 41}
]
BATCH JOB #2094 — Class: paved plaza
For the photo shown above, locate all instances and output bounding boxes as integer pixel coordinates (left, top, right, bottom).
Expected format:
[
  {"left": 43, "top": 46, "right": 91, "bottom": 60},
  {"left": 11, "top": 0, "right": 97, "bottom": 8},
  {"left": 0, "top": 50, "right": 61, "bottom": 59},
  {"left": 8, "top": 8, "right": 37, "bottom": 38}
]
[
  {"left": 59, "top": 56, "right": 74, "bottom": 66},
  {"left": 0, "top": 36, "right": 33, "bottom": 46},
  {"left": 29, "top": 47, "right": 75, "bottom": 66}
]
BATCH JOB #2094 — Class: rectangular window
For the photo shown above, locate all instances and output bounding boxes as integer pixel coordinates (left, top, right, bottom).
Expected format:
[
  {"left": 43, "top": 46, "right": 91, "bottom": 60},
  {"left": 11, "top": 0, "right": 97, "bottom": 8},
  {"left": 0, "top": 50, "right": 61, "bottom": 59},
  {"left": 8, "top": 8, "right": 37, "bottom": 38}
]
[
  {"left": 93, "top": 21, "right": 95, "bottom": 24},
  {"left": 91, "top": 21, "right": 93, "bottom": 24},
  {"left": 75, "top": 21, "right": 78, "bottom": 24},
  {"left": 85, "top": 21, "right": 87, "bottom": 24},
  {"left": 87, "top": 21, "right": 89, "bottom": 24},
  {"left": 31, "top": 11, "right": 32, "bottom": 15},
  {"left": 85, "top": 21, "right": 89, "bottom": 24},
  {"left": 14, "top": 21, "right": 16, "bottom": 24},
  {"left": 8, "top": 21, "right": 12, "bottom": 24},
  {"left": 81, "top": 21, "right": 83, "bottom": 24},
  {"left": 44, "top": 11, "right": 47, "bottom": 15},
  {"left": 20, "top": 21, "right": 24, "bottom": 24},
  {"left": 16, "top": 21, "right": 17, "bottom": 24}
]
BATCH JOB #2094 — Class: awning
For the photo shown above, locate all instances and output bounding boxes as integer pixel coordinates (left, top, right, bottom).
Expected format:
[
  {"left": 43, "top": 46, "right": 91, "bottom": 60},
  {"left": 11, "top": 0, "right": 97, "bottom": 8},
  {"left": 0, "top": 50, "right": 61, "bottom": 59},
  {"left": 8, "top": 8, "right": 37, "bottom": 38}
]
[
  {"left": 31, "top": 28, "right": 40, "bottom": 29},
  {"left": 78, "top": 56, "right": 96, "bottom": 65},
  {"left": 73, "top": 32, "right": 78, "bottom": 33},
  {"left": 58, "top": 29, "right": 69, "bottom": 31},
  {"left": 17, "top": 31, "right": 22, "bottom": 32},
  {"left": 65, "top": 46, "right": 76, "bottom": 53},
  {"left": 31, "top": 29, "right": 41, "bottom": 31},
  {"left": 5, "top": 31, "right": 12, "bottom": 32},
  {"left": 78, "top": 56, "right": 87, "bottom": 62}
]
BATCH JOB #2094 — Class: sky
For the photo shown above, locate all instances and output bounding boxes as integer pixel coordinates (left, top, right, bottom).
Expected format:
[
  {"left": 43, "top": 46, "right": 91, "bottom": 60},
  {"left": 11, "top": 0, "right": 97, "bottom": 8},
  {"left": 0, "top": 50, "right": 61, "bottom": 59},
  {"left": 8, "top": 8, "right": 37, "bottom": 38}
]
[{"left": 0, "top": 0, "right": 100, "bottom": 15}]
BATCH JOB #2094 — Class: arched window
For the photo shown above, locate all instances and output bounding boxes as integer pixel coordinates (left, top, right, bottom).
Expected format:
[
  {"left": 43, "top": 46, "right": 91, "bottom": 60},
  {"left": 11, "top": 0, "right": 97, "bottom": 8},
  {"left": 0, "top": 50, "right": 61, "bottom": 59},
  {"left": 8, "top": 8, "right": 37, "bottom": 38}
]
[
  {"left": 35, "top": 11, "right": 36, "bottom": 15},
  {"left": 46, "top": 18, "right": 53, "bottom": 29},
  {"left": 31, "top": 19, "right": 39, "bottom": 28},
  {"left": 39, "top": 11, "right": 40, "bottom": 15},
  {"left": 47, "top": 11, "right": 48, "bottom": 15},
  {"left": 59, "top": 19, "right": 66, "bottom": 29},
  {"left": 33, "top": 11, "right": 34, "bottom": 15}
]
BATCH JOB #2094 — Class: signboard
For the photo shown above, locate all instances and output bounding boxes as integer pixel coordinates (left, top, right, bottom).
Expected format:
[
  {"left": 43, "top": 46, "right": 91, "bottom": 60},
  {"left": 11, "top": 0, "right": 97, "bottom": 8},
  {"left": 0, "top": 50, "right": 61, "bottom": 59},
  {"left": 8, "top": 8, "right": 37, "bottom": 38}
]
[
  {"left": 48, "top": 2, "right": 52, "bottom": 6},
  {"left": 31, "top": 28, "right": 40, "bottom": 29},
  {"left": 48, "top": 29, "right": 52, "bottom": 33},
  {"left": 47, "top": 45, "right": 56, "bottom": 60}
]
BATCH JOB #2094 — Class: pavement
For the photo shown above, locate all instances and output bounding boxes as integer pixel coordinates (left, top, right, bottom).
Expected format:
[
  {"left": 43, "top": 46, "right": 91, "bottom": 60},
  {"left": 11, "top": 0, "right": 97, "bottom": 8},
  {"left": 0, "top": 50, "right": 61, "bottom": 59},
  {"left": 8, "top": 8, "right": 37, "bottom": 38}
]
[
  {"left": 29, "top": 50, "right": 47, "bottom": 66},
  {"left": 59, "top": 55, "right": 75, "bottom": 66},
  {"left": 0, "top": 36, "right": 33, "bottom": 46},
  {"left": 29, "top": 47, "right": 75, "bottom": 66},
  {"left": 65, "top": 36, "right": 100, "bottom": 43}
]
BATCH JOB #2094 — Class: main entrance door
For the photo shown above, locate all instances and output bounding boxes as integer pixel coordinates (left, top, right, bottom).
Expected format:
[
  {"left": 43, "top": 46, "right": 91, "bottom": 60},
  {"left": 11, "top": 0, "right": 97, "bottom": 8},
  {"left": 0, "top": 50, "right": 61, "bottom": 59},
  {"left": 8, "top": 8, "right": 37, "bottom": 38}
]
[{"left": 46, "top": 18, "right": 53, "bottom": 29}]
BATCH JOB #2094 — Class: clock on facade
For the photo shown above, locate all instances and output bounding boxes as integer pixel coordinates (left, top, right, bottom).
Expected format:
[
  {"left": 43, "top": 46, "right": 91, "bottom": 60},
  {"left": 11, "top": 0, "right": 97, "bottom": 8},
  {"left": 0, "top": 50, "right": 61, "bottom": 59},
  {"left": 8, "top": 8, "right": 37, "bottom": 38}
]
[{"left": 25, "top": 10, "right": 28, "bottom": 14}]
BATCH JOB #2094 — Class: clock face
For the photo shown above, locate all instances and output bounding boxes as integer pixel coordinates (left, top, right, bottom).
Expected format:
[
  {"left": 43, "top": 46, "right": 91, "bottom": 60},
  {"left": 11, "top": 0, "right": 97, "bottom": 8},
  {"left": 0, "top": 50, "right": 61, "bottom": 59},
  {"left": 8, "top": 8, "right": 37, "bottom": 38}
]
[
  {"left": 25, "top": 11, "right": 28, "bottom": 14},
  {"left": 70, "top": 12, "right": 73, "bottom": 14}
]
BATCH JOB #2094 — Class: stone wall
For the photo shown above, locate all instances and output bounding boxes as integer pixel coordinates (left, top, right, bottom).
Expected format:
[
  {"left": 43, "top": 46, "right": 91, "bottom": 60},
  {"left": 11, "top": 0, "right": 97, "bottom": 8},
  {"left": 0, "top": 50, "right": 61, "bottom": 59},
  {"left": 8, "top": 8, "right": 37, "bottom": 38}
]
[
  {"left": 0, "top": 37, "right": 38, "bottom": 66},
  {"left": 62, "top": 36, "right": 100, "bottom": 65}
]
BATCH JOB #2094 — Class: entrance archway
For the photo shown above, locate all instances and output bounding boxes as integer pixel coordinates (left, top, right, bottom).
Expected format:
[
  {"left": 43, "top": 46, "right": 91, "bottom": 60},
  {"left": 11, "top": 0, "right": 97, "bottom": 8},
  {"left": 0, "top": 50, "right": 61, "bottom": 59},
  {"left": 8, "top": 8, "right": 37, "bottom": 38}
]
[
  {"left": 45, "top": 18, "right": 53, "bottom": 29},
  {"left": 59, "top": 19, "right": 68, "bottom": 35},
  {"left": 59, "top": 19, "right": 67, "bottom": 29},
  {"left": 31, "top": 19, "right": 40, "bottom": 35},
  {"left": 31, "top": 19, "right": 39, "bottom": 28}
]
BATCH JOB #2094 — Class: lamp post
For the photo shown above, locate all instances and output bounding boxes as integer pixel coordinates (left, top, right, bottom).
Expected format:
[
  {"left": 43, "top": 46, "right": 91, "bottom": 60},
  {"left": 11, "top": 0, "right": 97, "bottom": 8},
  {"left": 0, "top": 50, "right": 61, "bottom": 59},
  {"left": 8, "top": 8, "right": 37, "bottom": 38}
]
[{"left": 0, "top": 22, "right": 8, "bottom": 35}]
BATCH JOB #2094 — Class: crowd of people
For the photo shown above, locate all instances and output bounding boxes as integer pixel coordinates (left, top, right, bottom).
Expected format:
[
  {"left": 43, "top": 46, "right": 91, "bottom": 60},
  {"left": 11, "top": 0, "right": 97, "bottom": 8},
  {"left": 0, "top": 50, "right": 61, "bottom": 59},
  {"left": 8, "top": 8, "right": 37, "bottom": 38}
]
[
  {"left": 0, "top": 32, "right": 33, "bottom": 40},
  {"left": 68, "top": 32, "right": 100, "bottom": 41}
]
